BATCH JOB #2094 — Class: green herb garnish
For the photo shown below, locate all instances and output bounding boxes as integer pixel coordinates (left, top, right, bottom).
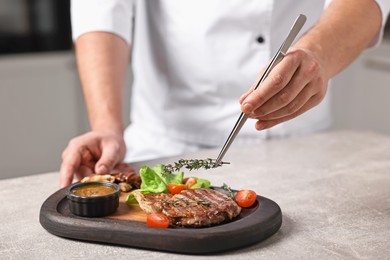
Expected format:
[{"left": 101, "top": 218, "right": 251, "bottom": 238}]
[
  {"left": 163, "top": 158, "right": 229, "bottom": 174},
  {"left": 196, "top": 200, "right": 211, "bottom": 206},
  {"left": 222, "top": 183, "right": 235, "bottom": 199},
  {"left": 163, "top": 199, "right": 210, "bottom": 207},
  {"left": 165, "top": 199, "right": 190, "bottom": 206}
]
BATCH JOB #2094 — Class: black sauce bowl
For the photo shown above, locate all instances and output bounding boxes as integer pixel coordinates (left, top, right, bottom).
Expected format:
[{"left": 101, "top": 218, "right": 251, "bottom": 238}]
[{"left": 67, "top": 182, "right": 120, "bottom": 217}]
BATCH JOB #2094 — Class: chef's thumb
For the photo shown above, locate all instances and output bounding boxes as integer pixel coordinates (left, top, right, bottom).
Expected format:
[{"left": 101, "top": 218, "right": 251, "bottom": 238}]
[
  {"left": 95, "top": 163, "right": 110, "bottom": 174},
  {"left": 239, "top": 91, "right": 251, "bottom": 104},
  {"left": 95, "top": 146, "right": 118, "bottom": 174},
  {"left": 239, "top": 91, "right": 254, "bottom": 114}
]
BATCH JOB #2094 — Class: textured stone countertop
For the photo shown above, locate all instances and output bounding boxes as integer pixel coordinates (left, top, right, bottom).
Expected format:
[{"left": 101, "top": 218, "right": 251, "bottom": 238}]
[{"left": 1, "top": 130, "right": 389, "bottom": 259}]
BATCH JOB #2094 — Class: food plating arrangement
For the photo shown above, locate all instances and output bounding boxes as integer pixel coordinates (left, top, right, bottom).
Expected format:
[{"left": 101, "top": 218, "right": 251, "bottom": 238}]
[{"left": 40, "top": 159, "right": 282, "bottom": 253}]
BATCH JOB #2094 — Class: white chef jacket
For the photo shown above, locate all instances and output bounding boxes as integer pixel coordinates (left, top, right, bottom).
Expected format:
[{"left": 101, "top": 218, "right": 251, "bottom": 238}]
[{"left": 71, "top": 0, "right": 390, "bottom": 162}]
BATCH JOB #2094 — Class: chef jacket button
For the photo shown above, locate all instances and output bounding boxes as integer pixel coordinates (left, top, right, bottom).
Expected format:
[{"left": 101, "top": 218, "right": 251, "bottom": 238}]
[{"left": 256, "top": 35, "right": 265, "bottom": 44}]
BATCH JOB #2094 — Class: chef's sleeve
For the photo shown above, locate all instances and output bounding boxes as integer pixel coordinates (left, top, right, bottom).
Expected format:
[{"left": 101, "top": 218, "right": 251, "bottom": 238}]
[
  {"left": 368, "top": 0, "right": 390, "bottom": 48},
  {"left": 70, "top": 0, "right": 134, "bottom": 45}
]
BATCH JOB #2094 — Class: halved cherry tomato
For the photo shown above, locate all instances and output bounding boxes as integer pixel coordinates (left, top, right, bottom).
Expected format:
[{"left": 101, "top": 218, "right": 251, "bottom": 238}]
[
  {"left": 235, "top": 190, "right": 257, "bottom": 208},
  {"left": 146, "top": 213, "right": 170, "bottom": 228},
  {"left": 168, "top": 183, "right": 187, "bottom": 194},
  {"left": 184, "top": 177, "right": 197, "bottom": 188}
]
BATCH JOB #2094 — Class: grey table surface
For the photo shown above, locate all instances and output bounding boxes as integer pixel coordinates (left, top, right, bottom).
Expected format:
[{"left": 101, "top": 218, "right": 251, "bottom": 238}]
[{"left": 1, "top": 130, "right": 389, "bottom": 260}]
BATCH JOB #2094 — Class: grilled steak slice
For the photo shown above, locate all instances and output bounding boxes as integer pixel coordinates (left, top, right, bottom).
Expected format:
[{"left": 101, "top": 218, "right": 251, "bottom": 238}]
[
  {"left": 134, "top": 188, "right": 241, "bottom": 227},
  {"left": 133, "top": 191, "right": 172, "bottom": 214}
]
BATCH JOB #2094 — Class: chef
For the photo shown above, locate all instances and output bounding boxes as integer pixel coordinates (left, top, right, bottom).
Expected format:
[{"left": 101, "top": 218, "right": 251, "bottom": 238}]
[{"left": 60, "top": 0, "right": 390, "bottom": 187}]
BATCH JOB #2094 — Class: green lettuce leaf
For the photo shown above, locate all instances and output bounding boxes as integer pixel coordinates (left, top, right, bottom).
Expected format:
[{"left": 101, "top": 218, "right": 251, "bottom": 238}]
[
  {"left": 139, "top": 165, "right": 168, "bottom": 193},
  {"left": 125, "top": 164, "right": 184, "bottom": 205},
  {"left": 190, "top": 177, "right": 211, "bottom": 189},
  {"left": 125, "top": 164, "right": 214, "bottom": 205}
]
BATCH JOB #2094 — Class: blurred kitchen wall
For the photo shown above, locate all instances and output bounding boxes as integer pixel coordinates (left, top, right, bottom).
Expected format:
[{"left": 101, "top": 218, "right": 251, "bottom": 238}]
[
  {"left": 0, "top": 3, "right": 389, "bottom": 180},
  {"left": 331, "top": 17, "right": 390, "bottom": 135},
  {"left": 0, "top": 0, "right": 132, "bottom": 180}
]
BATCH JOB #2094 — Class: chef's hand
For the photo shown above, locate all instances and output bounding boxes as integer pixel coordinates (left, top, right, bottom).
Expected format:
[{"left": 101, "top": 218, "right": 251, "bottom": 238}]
[
  {"left": 60, "top": 131, "right": 126, "bottom": 188},
  {"left": 240, "top": 47, "right": 329, "bottom": 130}
]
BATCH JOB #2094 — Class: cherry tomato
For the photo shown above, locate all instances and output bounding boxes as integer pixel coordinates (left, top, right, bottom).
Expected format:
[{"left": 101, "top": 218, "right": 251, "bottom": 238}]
[
  {"left": 184, "top": 177, "right": 197, "bottom": 188},
  {"left": 146, "top": 213, "right": 170, "bottom": 228},
  {"left": 168, "top": 183, "right": 187, "bottom": 194},
  {"left": 235, "top": 190, "right": 257, "bottom": 208}
]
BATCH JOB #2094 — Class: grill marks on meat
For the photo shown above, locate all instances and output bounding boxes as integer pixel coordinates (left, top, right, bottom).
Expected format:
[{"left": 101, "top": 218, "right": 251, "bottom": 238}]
[
  {"left": 133, "top": 191, "right": 172, "bottom": 214},
  {"left": 134, "top": 188, "right": 241, "bottom": 227},
  {"left": 166, "top": 189, "right": 242, "bottom": 227}
]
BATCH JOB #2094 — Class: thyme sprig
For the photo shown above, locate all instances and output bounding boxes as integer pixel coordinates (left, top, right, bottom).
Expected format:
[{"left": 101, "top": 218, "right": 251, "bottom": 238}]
[
  {"left": 222, "top": 183, "right": 235, "bottom": 199},
  {"left": 163, "top": 158, "right": 229, "bottom": 174}
]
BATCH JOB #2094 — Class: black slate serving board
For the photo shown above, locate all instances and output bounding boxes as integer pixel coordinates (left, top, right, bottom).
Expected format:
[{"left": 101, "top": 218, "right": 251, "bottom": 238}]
[{"left": 39, "top": 187, "right": 282, "bottom": 254}]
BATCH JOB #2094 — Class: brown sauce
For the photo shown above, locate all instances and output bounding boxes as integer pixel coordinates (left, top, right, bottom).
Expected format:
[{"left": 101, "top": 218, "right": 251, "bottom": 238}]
[{"left": 72, "top": 184, "right": 116, "bottom": 197}]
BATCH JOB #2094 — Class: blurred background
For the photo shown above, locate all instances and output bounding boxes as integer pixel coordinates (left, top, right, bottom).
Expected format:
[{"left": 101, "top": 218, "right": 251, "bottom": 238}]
[{"left": 0, "top": 0, "right": 389, "bottom": 180}]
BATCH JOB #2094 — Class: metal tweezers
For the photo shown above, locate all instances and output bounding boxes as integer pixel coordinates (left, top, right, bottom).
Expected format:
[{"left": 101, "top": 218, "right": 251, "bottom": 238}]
[{"left": 215, "top": 14, "right": 307, "bottom": 165}]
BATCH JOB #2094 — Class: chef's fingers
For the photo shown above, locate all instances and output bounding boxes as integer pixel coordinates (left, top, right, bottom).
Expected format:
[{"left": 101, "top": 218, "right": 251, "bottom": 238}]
[
  {"left": 251, "top": 57, "right": 321, "bottom": 117},
  {"left": 74, "top": 165, "right": 94, "bottom": 181},
  {"left": 60, "top": 163, "right": 75, "bottom": 188},
  {"left": 251, "top": 71, "right": 323, "bottom": 120},
  {"left": 60, "top": 137, "right": 99, "bottom": 187},
  {"left": 252, "top": 82, "right": 313, "bottom": 120},
  {"left": 254, "top": 92, "right": 325, "bottom": 130},
  {"left": 240, "top": 52, "right": 299, "bottom": 114},
  {"left": 95, "top": 141, "right": 122, "bottom": 174},
  {"left": 79, "top": 146, "right": 97, "bottom": 170},
  {"left": 60, "top": 149, "right": 82, "bottom": 188}
]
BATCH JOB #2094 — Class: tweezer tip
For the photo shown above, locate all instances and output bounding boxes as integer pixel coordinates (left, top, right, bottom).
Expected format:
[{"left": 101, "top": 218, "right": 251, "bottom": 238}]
[{"left": 212, "top": 159, "right": 230, "bottom": 168}]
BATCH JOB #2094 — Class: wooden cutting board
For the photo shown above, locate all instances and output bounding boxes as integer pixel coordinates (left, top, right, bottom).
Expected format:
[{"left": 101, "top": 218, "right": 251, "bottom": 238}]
[
  {"left": 106, "top": 192, "right": 147, "bottom": 222},
  {"left": 40, "top": 186, "right": 282, "bottom": 254}
]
